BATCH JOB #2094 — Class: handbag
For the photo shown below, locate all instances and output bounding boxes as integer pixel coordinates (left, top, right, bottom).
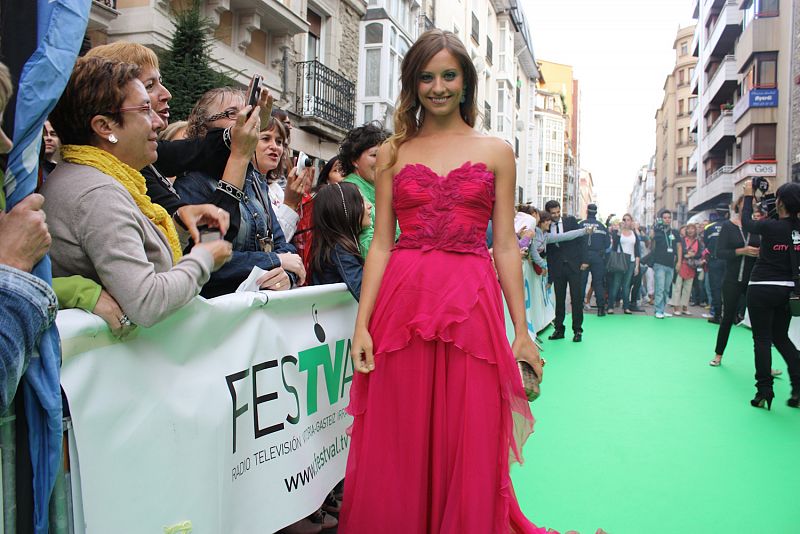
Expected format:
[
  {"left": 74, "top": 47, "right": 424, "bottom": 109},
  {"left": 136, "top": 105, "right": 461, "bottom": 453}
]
[
  {"left": 518, "top": 360, "right": 540, "bottom": 402},
  {"left": 606, "top": 251, "right": 628, "bottom": 273}
]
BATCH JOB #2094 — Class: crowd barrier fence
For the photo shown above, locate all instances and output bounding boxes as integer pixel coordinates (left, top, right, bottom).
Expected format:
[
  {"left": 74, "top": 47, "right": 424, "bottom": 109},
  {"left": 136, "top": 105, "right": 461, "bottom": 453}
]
[{"left": 1, "top": 261, "right": 555, "bottom": 533}]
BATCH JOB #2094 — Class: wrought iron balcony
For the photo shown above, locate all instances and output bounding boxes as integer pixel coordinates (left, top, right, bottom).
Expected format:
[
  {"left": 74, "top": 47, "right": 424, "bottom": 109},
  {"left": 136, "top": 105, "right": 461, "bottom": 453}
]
[{"left": 295, "top": 60, "right": 355, "bottom": 133}]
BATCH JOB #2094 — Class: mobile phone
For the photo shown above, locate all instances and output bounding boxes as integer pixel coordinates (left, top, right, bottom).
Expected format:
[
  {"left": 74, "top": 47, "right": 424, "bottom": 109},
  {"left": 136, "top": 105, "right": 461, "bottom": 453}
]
[
  {"left": 295, "top": 151, "right": 313, "bottom": 173},
  {"left": 198, "top": 225, "right": 221, "bottom": 243},
  {"left": 246, "top": 74, "right": 263, "bottom": 118}
]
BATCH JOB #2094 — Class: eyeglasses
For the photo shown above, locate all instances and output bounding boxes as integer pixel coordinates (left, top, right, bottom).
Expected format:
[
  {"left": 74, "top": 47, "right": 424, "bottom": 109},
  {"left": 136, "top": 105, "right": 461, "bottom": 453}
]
[
  {"left": 106, "top": 103, "right": 156, "bottom": 117},
  {"left": 206, "top": 108, "right": 239, "bottom": 122}
]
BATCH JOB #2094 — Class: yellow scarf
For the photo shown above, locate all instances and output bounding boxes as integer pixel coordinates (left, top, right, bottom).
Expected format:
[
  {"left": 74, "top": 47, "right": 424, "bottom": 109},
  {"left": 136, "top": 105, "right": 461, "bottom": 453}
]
[{"left": 61, "top": 145, "right": 183, "bottom": 263}]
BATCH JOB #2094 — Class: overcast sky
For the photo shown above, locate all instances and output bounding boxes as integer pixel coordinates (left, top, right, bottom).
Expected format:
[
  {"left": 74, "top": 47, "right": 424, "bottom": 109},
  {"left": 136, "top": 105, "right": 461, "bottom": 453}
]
[{"left": 523, "top": 0, "right": 695, "bottom": 217}]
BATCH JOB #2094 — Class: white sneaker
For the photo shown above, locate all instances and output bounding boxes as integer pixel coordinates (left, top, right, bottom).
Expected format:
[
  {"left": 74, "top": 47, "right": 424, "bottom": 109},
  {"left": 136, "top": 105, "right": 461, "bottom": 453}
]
[
  {"left": 673, "top": 310, "right": 682, "bottom": 316},
  {"left": 655, "top": 313, "right": 665, "bottom": 319},
  {"left": 683, "top": 310, "right": 693, "bottom": 316},
  {"left": 663, "top": 312, "right": 673, "bottom": 317},
  {"left": 702, "top": 313, "right": 713, "bottom": 318}
]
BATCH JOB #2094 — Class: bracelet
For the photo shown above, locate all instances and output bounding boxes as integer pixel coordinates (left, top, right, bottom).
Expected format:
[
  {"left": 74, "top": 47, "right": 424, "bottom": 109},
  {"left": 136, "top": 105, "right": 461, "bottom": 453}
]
[{"left": 217, "top": 180, "right": 245, "bottom": 202}]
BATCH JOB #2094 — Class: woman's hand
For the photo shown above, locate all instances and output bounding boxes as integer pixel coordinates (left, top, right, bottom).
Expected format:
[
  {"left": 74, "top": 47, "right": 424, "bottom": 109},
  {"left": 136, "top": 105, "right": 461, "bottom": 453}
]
[
  {"left": 256, "top": 266, "right": 291, "bottom": 291},
  {"left": 230, "top": 105, "right": 261, "bottom": 159},
  {"left": 743, "top": 179, "right": 754, "bottom": 196},
  {"left": 176, "top": 204, "right": 230, "bottom": 244},
  {"left": 0, "top": 193, "right": 51, "bottom": 272},
  {"left": 737, "top": 245, "right": 759, "bottom": 257},
  {"left": 258, "top": 87, "right": 274, "bottom": 129},
  {"left": 351, "top": 325, "right": 374, "bottom": 374},
  {"left": 284, "top": 164, "right": 314, "bottom": 211},
  {"left": 278, "top": 253, "right": 306, "bottom": 285},
  {"left": 195, "top": 240, "right": 233, "bottom": 271},
  {"left": 93, "top": 289, "right": 136, "bottom": 339},
  {"left": 512, "top": 333, "right": 543, "bottom": 383}
]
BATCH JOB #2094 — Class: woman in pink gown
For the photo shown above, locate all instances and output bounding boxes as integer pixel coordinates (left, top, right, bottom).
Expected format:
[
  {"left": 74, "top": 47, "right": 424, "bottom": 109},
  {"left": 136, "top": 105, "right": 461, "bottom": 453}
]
[{"left": 340, "top": 29, "right": 549, "bottom": 533}]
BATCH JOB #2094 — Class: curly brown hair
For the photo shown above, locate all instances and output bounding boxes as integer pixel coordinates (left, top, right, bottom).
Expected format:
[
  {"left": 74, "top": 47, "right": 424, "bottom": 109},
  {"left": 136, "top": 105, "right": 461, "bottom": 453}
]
[{"left": 50, "top": 57, "right": 141, "bottom": 146}]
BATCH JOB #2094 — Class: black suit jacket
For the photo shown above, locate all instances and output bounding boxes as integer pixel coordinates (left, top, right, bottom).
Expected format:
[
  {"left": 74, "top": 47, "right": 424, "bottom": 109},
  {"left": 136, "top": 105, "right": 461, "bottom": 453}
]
[{"left": 546, "top": 215, "right": 587, "bottom": 275}]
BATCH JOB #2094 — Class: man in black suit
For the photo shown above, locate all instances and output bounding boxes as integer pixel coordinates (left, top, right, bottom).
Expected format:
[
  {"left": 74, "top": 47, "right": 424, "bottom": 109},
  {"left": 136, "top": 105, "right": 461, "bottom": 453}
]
[{"left": 545, "top": 200, "right": 588, "bottom": 342}]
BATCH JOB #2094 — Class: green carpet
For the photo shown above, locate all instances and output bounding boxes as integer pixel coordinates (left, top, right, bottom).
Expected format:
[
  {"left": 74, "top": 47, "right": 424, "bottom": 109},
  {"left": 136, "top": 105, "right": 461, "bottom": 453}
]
[{"left": 511, "top": 314, "right": 800, "bottom": 534}]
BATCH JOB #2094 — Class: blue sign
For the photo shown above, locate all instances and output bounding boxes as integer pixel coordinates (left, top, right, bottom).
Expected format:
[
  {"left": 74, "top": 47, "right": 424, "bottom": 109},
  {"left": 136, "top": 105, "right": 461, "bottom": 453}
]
[{"left": 749, "top": 88, "right": 778, "bottom": 108}]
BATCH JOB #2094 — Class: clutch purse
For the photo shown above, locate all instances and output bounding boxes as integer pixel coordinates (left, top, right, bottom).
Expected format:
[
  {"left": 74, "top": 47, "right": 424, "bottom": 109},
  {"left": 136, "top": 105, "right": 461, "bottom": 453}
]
[{"left": 518, "top": 360, "right": 541, "bottom": 402}]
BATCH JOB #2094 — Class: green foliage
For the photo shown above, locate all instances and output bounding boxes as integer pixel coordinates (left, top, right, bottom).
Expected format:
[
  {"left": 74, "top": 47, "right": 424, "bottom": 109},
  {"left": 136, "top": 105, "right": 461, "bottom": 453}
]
[{"left": 159, "top": 0, "right": 237, "bottom": 121}]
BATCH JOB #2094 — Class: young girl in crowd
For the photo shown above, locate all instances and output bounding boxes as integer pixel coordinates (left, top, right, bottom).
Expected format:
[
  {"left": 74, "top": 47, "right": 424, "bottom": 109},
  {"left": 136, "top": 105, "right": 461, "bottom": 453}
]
[{"left": 310, "top": 182, "right": 371, "bottom": 301}]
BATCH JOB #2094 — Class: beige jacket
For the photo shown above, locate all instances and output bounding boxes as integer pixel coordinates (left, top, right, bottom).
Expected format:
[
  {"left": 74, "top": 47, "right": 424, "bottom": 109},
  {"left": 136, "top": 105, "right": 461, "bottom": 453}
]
[{"left": 41, "top": 162, "right": 213, "bottom": 327}]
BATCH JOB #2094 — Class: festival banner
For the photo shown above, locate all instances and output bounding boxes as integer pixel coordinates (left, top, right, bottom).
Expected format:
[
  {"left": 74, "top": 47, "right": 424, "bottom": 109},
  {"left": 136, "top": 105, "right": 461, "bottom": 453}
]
[{"left": 59, "top": 285, "right": 358, "bottom": 533}]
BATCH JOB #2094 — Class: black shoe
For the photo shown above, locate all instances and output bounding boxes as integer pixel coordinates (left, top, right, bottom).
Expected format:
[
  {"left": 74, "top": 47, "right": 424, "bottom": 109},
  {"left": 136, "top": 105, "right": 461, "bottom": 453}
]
[
  {"left": 597, "top": 308, "right": 606, "bottom": 317},
  {"left": 708, "top": 316, "right": 721, "bottom": 325},
  {"left": 750, "top": 391, "right": 774, "bottom": 410},
  {"left": 628, "top": 305, "right": 644, "bottom": 312},
  {"left": 548, "top": 331, "right": 565, "bottom": 340},
  {"left": 572, "top": 333, "right": 582, "bottom": 342},
  {"left": 788, "top": 390, "right": 800, "bottom": 408}
]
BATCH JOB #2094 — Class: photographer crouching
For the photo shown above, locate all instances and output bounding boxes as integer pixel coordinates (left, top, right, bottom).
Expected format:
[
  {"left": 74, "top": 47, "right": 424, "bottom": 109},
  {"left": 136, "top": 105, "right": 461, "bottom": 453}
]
[{"left": 742, "top": 178, "right": 800, "bottom": 410}]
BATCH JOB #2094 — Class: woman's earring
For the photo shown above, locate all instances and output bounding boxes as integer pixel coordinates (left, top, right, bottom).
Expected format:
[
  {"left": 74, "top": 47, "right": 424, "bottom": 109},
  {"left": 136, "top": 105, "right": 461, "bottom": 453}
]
[{"left": 108, "top": 133, "right": 118, "bottom": 144}]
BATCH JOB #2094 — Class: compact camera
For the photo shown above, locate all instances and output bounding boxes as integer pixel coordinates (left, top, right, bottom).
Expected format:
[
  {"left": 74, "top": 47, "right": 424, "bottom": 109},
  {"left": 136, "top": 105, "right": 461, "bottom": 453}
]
[{"left": 295, "top": 151, "right": 313, "bottom": 173}]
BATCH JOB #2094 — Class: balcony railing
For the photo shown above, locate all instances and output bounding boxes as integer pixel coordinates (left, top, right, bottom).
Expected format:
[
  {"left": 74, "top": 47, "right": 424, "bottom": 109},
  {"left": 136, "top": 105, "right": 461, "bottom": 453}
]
[
  {"left": 708, "top": 109, "right": 733, "bottom": 131},
  {"left": 706, "top": 164, "right": 735, "bottom": 184},
  {"left": 93, "top": 0, "right": 116, "bottom": 7},
  {"left": 295, "top": 60, "right": 355, "bottom": 131}
]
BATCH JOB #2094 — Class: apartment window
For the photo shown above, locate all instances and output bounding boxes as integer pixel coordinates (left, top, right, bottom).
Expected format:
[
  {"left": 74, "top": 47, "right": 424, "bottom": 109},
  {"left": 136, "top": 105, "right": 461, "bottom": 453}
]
[
  {"left": 365, "top": 22, "right": 382, "bottom": 44},
  {"left": 678, "top": 99, "right": 684, "bottom": 116},
  {"left": 486, "top": 36, "right": 493, "bottom": 65},
  {"left": 758, "top": 54, "right": 777, "bottom": 87},
  {"left": 365, "top": 48, "right": 381, "bottom": 97},
  {"left": 471, "top": 13, "right": 479, "bottom": 44},
  {"left": 688, "top": 96, "right": 697, "bottom": 112},
  {"left": 484, "top": 101, "right": 492, "bottom": 130},
  {"left": 364, "top": 104, "right": 374, "bottom": 123},
  {"left": 680, "top": 41, "right": 688, "bottom": 56},
  {"left": 676, "top": 128, "right": 683, "bottom": 144},
  {"left": 677, "top": 158, "right": 684, "bottom": 176},
  {"left": 515, "top": 84, "right": 521, "bottom": 108},
  {"left": 306, "top": 9, "right": 322, "bottom": 61},
  {"left": 678, "top": 69, "right": 685, "bottom": 86}
]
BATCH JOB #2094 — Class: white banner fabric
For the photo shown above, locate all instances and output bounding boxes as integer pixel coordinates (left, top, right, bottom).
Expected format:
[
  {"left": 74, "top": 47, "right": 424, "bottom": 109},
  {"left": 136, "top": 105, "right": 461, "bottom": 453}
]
[{"left": 59, "top": 285, "right": 358, "bottom": 534}]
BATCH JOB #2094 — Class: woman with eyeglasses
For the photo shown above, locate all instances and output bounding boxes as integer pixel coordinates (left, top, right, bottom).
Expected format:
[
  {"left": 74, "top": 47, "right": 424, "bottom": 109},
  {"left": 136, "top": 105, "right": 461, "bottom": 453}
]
[{"left": 41, "top": 57, "right": 237, "bottom": 327}]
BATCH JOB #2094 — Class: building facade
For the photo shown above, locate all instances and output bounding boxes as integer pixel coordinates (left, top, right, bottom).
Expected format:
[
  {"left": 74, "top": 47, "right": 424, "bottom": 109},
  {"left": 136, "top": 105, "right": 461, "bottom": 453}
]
[
  {"left": 688, "top": 0, "right": 794, "bottom": 213},
  {"left": 654, "top": 25, "right": 698, "bottom": 225},
  {"left": 628, "top": 156, "right": 656, "bottom": 228},
  {"left": 529, "top": 88, "right": 566, "bottom": 208},
  {"left": 537, "top": 61, "right": 580, "bottom": 215},
  {"left": 104, "top": 0, "right": 367, "bottom": 162},
  {"left": 791, "top": 0, "right": 800, "bottom": 182},
  {"left": 578, "top": 168, "right": 595, "bottom": 219}
]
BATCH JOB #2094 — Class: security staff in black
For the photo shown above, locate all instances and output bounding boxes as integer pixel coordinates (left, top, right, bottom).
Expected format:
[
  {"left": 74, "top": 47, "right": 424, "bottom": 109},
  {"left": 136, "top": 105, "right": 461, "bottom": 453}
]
[
  {"left": 703, "top": 203, "right": 729, "bottom": 324},
  {"left": 579, "top": 204, "right": 611, "bottom": 316}
]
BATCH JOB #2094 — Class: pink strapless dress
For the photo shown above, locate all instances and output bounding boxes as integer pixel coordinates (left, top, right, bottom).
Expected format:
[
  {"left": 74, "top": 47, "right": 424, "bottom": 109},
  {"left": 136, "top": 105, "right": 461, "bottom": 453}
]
[{"left": 339, "top": 162, "right": 551, "bottom": 534}]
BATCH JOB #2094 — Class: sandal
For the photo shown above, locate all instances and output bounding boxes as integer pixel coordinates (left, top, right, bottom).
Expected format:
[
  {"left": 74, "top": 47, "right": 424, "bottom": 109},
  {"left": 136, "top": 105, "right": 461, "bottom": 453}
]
[{"left": 709, "top": 355, "right": 722, "bottom": 367}]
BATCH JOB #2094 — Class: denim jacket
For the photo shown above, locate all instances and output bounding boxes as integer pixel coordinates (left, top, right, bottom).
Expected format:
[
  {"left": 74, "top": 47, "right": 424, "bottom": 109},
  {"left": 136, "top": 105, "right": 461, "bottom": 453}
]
[
  {"left": 0, "top": 264, "right": 58, "bottom": 413},
  {"left": 311, "top": 244, "right": 363, "bottom": 301},
  {"left": 174, "top": 167, "right": 297, "bottom": 297}
]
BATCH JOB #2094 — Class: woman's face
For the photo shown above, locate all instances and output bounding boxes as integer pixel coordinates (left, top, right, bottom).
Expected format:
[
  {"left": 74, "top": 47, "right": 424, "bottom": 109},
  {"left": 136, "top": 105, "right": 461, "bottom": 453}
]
[
  {"left": 687, "top": 224, "right": 696, "bottom": 238},
  {"left": 362, "top": 197, "right": 373, "bottom": 229},
  {"left": 622, "top": 215, "right": 633, "bottom": 230},
  {"left": 353, "top": 144, "right": 380, "bottom": 183},
  {"left": 107, "top": 79, "right": 162, "bottom": 170},
  {"left": 417, "top": 49, "right": 464, "bottom": 118},
  {"left": 139, "top": 65, "right": 172, "bottom": 127},
  {"left": 327, "top": 160, "right": 345, "bottom": 184},
  {"left": 541, "top": 219, "right": 552, "bottom": 232},
  {"left": 255, "top": 126, "right": 285, "bottom": 173},
  {"left": 207, "top": 93, "right": 244, "bottom": 131}
]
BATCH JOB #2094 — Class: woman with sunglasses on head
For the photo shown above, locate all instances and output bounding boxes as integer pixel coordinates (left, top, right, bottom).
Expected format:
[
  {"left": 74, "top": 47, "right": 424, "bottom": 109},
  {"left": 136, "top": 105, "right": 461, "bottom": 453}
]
[
  {"left": 741, "top": 180, "right": 800, "bottom": 409},
  {"left": 310, "top": 182, "right": 371, "bottom": 301},
  {"left": 41, "top": 57, "right": 234, "bottom": 328},
  {"left": 341, "top": 30, "right": 567, "bottom": 533}
]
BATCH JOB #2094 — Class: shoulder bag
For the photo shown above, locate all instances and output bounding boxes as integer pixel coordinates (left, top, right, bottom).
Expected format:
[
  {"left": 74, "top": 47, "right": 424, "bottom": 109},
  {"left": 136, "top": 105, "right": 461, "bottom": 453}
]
[{"left": 606, "top": 237, "right": 628, "bottom": 274}]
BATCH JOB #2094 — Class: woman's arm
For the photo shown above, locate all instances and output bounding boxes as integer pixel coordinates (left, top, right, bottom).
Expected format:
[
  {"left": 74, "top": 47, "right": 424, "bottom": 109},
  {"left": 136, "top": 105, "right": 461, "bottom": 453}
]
[
  {"left": 350, "top": 143, "right": 398, "bottom": 373},
  {"left": 492, "top": 140, "right": 542, "bottom": 373},
  {"left": 528, "top": 232, "right": 548, "bottom": 269}
]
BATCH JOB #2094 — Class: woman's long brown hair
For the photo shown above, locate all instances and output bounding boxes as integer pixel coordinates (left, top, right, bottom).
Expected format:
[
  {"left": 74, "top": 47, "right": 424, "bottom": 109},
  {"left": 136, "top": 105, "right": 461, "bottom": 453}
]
[{"left": 385, "top": 29, "right": 478, "bottom": 169}]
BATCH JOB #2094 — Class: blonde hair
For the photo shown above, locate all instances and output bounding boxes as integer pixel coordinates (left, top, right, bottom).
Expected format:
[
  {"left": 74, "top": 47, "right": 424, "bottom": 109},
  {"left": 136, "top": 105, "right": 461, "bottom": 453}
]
[
  {"left": 386, "top": 29, "right": 477, "bottom": 168},
  {"left": 84, "top": 42, "right": 160, "bottom": 71},
  {"left": 185, "top": 87, "right": 244, "bottom": 139},
  {"left": 158, "top": 120, "right": 188, "bottom": 141}
]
